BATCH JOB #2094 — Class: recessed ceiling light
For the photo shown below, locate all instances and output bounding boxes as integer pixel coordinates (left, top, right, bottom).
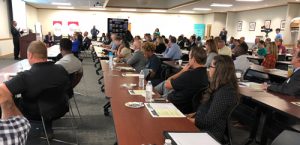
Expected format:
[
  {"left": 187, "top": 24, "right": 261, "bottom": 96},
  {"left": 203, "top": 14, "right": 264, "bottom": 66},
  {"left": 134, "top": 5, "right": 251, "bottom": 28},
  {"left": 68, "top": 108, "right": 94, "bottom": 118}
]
[
  {"left": 193, "top": 8, "right": 211, "bottom": 11},
  {"left": 210, "top": 3, "right": 233, "bottom": 7},
  {"left": 51, "top": 2, "right": 71, "bottom": 6},
  {"left": 236, "top": 0, "right": 263, "bottom": 1},
  {"left": 90, "top": 8, "right": 106, "bottom": 10},
  {"left": 121, "top": 9, "right": 137, "bottom": 11},
  {"left": 57, "top": 6, "right": 74, "bottom": 9},
  {"left": 150, "top": 9, "right": 167, "bottom": 13},
  {"left": 179, "top": 11, "right": 195, "bottom": 13}
]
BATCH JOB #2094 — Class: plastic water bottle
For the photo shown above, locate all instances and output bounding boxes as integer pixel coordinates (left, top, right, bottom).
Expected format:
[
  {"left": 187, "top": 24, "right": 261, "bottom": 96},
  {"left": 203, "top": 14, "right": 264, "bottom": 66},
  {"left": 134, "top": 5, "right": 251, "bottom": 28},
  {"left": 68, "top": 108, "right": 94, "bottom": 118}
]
[
  {"left": 145, "top": 81, "right": 153, "bottom": 102},
  {"left": 108, "top": 52, "right": 113, "bottom": 69},
  {"left": 164, "top": 139, "right": 172, "bottom": 145},
  {"left": 139, "top": 70, "right": 145, "bottom": 89}
]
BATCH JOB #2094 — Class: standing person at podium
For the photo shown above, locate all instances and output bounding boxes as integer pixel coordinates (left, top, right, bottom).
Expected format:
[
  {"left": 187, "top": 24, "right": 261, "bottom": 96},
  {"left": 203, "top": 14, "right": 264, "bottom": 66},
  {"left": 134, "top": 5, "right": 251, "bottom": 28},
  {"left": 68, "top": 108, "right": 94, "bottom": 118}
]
[
  {"left": 90, "top": 25, "right": 99, "bottom": 41},
  {"left": 11, "top": 21, "right": 24, "bottom": 60}
]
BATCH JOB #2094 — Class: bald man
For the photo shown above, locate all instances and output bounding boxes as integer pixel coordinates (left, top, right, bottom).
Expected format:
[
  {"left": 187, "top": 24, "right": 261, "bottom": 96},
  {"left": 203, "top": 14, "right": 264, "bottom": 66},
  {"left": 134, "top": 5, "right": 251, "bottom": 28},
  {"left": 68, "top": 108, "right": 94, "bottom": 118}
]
[
  {"left": 125, "top": 40, "right": 147, "bottom": 72},
  {"left": 2, "top": 41, "right": 70, "bottom": 137}
]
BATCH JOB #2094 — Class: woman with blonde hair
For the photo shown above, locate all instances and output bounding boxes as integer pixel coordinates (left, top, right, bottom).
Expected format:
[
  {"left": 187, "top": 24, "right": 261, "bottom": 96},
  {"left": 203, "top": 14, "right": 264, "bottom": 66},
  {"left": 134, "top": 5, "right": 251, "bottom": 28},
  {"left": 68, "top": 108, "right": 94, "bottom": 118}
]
[
  {"left": 205, "top": 39, "right": 218, "bottom": 67},
  {"left": 155, "top": 36, "right": 166, "bottom": 54},
  {"left": 261, "top": 42, "right": 278, "bottom": 68}
]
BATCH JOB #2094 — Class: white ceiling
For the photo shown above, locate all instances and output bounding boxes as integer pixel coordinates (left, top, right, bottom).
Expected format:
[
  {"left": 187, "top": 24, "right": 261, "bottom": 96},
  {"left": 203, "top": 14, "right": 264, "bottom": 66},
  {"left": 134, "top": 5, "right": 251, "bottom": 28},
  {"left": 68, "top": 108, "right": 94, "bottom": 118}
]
[{"left": 24, "top": 0, "right": 300, "bottom": 14}]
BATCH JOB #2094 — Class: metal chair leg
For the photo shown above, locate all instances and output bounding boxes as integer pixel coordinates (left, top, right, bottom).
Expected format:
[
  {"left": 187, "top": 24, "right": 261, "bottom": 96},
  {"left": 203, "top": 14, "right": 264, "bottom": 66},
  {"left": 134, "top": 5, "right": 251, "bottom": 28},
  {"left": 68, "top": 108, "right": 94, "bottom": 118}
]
[
  {"left": 72, "top": 96, "right": 82, "bottom": 121},
  {"left": 41, "top": 116, "right": 51, "bottom": 145}
]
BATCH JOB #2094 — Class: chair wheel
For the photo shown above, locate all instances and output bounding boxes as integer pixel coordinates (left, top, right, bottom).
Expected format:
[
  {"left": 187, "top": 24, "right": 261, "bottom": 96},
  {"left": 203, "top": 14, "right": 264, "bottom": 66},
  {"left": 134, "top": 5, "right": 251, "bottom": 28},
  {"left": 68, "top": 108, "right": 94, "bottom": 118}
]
[
  {"left": 96, "top": 71, "right": 99, "bottom": 75},
  {"left": 104, "top": 110, "right": 109, "bottom": 116},
  {"left": 101, "top": 89, "right": 105, "bottom": 92}
]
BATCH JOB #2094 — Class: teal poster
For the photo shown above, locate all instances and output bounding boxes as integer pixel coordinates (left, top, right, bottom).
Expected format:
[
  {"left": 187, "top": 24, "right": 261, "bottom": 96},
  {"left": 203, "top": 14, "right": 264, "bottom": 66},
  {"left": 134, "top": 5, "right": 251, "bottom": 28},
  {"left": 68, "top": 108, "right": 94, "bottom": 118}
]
[{"left": 194, "top": 24, "right": 205, "bottom": 38}]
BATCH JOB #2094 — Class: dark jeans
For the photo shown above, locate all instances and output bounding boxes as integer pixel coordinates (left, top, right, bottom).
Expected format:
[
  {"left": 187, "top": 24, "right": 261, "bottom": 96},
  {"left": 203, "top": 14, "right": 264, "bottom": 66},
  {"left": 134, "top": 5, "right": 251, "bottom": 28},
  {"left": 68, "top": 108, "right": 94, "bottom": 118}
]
[{"left": 13, "top": 38, "right": 20, "bottom": 59}]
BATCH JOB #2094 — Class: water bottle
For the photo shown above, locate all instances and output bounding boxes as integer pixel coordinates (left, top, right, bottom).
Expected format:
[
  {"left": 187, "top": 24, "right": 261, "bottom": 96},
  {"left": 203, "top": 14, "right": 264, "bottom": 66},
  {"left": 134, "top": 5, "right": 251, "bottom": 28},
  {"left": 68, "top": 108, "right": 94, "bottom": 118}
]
[
  {"left": 108, "top": 52, "right": 113, "bottom": 69},
  {"left": 139, "top": 70, "right": 145, "bottom": 89},
  {"left": 145, "top": 81, "right": 153, "bottom": 102},
  {"left": 164, "top": 139, "right": 172, "bottom": 145}
]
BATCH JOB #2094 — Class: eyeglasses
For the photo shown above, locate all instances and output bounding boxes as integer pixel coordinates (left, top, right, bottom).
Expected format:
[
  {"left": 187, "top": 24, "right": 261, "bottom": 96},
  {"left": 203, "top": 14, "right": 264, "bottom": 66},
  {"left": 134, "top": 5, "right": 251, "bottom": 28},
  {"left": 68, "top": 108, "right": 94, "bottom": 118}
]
[{"left": 209, "top": 65, "right": 216, "bottom": 68}]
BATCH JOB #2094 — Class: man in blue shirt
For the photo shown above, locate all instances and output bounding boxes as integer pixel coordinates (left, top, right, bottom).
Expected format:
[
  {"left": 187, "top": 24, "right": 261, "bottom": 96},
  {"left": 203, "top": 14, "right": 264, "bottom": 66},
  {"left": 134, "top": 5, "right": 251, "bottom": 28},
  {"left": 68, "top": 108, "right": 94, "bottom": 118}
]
[
  {"left": 163, "top": 36, "right": 182, "bottom": 60},
  {"left": 275, "top": 28, "right": 283, "bottom": 40}
]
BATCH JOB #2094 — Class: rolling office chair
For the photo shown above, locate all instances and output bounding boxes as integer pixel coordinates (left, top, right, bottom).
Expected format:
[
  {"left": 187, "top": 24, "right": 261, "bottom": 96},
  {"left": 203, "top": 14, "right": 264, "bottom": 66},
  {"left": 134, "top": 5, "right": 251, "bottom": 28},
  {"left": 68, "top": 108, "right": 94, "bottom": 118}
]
[
  {"left": 271, "top": 130, "right": 300, "bottom": 145},
  {"left": 37, "top": 87, "right": 78, "bottom": 145}
]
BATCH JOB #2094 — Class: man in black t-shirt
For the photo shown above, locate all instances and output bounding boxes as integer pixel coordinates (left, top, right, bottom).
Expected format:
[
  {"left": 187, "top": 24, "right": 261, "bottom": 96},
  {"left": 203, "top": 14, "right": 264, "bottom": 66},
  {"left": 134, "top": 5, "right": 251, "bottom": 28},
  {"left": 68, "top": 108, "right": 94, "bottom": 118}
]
[
  {"left": 3, "top": 41, "right": 70, "bottom": 136},
  {"left": 155, "top": 47, "right": 209, "bottom": 114}
]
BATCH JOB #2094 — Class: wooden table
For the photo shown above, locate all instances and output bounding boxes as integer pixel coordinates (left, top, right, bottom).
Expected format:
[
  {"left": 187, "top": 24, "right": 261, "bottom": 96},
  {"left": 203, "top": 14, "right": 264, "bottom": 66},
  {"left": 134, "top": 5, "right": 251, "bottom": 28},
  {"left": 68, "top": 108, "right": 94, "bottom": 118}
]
[
  {"left": 250, "top": 64, "right": 288, "bottom": 79},
  {"left": 0, "top": 59, "right": 31, "bottom": 82},
  {"left": 100, "top": 60, "right": 199, "bottom": 145}
]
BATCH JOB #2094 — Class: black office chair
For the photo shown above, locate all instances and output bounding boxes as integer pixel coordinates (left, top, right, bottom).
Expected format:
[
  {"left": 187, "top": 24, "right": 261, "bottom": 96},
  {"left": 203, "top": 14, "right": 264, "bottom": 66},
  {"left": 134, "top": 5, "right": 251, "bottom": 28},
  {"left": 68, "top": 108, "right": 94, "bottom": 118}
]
[
  {"left": 181, "top": 54, "right": 189, "bottom": 61},
  {"left": 192, "top": 87, "right": 208, "bottom": 112},
  {"left": 271, "top": 130, "right": 300, "bottom": 145},
  {"left": 53, "top": 35, "right": 62, "bottom": 44},
  {"left": 37, "top": 87, "right": 78, "bottom": 145},
  {"left": 224, "top": 103, "right": 239, "bottom": 145},
  {"left": 277, "top": 55, "right": 286, "bottom": 61},
  {"left": 243, "top": 68, "right": 269, "bottom": 83}
]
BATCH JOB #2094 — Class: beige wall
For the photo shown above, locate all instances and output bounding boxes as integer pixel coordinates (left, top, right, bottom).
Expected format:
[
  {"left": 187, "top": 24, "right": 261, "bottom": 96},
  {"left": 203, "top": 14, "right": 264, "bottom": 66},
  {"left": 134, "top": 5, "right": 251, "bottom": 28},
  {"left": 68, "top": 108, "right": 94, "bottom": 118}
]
[
  {"left": 226, "top": 6, "right": 287, "bottom": 43},
  {"left": 0, "top": 0, "right": 13, "bottom": 56},
  {"left": 37, "top": 9, "right": 204, "bottom": 37},
  {"left": 26, "top": 4, "right": 38, "bottom": 32}
]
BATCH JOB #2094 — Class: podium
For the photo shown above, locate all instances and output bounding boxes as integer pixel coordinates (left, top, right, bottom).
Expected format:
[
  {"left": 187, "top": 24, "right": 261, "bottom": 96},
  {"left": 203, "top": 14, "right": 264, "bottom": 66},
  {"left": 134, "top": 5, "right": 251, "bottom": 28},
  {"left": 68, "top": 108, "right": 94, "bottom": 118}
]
[{"left": 19, "top": 33, "right": 37, "bottom": 59}]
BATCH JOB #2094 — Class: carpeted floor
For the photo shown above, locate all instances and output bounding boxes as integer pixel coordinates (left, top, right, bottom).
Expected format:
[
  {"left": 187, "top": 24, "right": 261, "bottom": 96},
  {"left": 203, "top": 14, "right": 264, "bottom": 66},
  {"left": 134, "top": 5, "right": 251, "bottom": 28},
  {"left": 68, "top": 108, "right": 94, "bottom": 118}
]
[{"left": 0, "top": 55, "right": 259, "bottom": 145}]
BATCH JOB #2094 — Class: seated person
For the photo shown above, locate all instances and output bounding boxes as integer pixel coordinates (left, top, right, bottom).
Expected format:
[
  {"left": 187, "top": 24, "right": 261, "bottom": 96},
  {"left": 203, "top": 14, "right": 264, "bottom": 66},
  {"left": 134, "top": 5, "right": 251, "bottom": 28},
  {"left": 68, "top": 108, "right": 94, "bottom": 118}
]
[
  {"left": 205, "top": 39, "right": 218, "bottom": 67},
  {"left": 0, "top": 84, "right": 31, "bottom": 145},
  {"left": 56, "top": 38, "right": 82, "bottom": 74},
  {"left": 124, "top": 40, "right": 146, "bottom": 72},
  {"left": 250, "top": 37, "right": 260, "bottom": 52},
  {"left": 163, "top": 36, "right": 182, "bottom": 60},
  {"left": 217, "top": 40, "right": 232, "bottom": 56},
  {"left": 101, "top": 33, "right": 119, "bottom": 53},
  {"left": 115, "top": 40, "right": 131, "bottom": 61},
  {"left": 71, "top": 32, "right": 80, "bottom": 58},
  {"left": 142, "top": 42, "right": 162, "bottom": 86},
  {"left": 265, "top": 47, "right": 300, "bottom": 96},
  {"left": 256, "top": 40, "right": 267, "bottom": 57},
  {"left": 155, "top": 47, "right": 209, "bottom": 114},
  {"left": 44, "top": 32, "right": 54, "bottom": 47},
  {"left": 275, "top": 38, "right": 287, "bottom": 55},
  {"left": 155, "top": 36, "right": 166, "bottom": 54},
  {"left": 187, "top": 55, "right": 239, "bottom": 143},
  {"left": 234, "top": 44, "right": 252, "bottom": 73},
  {"left": 82, "top": 31, "right": 91, "bottom": 50},
  {"left": 3, "top": 41, "right": 70, "bottom": 137},
  {"left": 261, "top": 42, "right": 278, "bottom": 69}
]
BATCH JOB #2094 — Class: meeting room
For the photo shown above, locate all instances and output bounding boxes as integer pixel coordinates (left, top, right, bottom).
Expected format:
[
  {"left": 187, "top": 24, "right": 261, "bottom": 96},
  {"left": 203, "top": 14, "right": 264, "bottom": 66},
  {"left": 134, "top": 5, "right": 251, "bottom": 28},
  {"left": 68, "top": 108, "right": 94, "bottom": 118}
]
[{"left": 1, "top": 0, "right": 300, "bottom": 145}]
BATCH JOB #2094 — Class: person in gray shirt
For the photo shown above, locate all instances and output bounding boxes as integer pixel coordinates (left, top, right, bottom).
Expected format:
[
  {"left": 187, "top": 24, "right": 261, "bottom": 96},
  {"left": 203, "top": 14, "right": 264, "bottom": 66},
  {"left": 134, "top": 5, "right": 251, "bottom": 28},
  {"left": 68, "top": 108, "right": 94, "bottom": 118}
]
[{"left": 124, "top": 40, "right": 146, "bottom": 72}]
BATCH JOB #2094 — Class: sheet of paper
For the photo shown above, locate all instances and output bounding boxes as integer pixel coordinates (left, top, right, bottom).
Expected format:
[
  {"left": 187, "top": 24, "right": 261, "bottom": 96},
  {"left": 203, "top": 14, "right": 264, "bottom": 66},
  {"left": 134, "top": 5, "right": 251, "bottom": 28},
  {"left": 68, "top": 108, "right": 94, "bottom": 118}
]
[
  {"left": 116, "top": 66, "right": 135, "bottom": 71},
  {"left": 128, "top": 90, "right": 154, "bottom": 97},
  {"left": 145, "top": 103, "right": 185, "bottom": 118},
  {"left": 122, "top": 73, "right": 140, "bottom": 77},
  {"left": 238, "top": 82, "right": 263, "bottom": 90},
  {"left": 168, "top": 132, "right": 220, "bottom": 145},
  {"left": 291, "top": 102, "right": 300, "bottom": 107}
]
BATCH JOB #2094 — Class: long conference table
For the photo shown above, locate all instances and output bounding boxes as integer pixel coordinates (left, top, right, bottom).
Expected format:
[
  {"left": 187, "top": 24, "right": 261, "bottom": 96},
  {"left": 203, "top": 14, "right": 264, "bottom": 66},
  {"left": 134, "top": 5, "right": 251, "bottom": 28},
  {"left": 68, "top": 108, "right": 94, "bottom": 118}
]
[
  {"left": 99, "top": 60, "right": 199, "bottom": 145},
  {"left": 162, "top": 60, "right": 300, "bottom": 145}
]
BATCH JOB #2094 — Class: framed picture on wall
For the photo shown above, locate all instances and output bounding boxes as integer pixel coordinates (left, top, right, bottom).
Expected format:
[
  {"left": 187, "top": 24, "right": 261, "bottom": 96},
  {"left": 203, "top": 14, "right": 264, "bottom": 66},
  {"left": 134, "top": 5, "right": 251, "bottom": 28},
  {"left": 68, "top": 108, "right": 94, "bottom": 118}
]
[
  {"left": 264, "top": 20, "right": 271, "bottom": 29},
  {"left": 280, "top": 20, "right": 286, "bottom": 31},
  {"left": 237, "top": 21, "right": 243, "bottom": 31},
  {"left": 249, "top": 22, "right": 256, "bottom": 31}
]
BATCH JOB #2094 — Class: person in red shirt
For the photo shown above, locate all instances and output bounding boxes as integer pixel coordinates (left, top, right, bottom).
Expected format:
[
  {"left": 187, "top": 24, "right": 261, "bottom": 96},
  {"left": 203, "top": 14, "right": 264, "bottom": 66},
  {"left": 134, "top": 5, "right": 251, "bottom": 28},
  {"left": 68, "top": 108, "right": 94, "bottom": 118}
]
[
  {"left": 262, "top": 42, "right": 278, "bottom": 68},
  {"left": 275, "top": 38, "right": 287, "bottom": 54}
]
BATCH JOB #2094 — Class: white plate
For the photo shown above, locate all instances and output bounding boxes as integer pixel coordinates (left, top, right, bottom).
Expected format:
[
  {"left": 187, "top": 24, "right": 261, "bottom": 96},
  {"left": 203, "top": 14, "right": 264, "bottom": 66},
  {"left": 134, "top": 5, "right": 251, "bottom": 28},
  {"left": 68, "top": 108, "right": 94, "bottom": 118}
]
[{"left": 125, "top": 102, "right": 144, "bottom": 108}]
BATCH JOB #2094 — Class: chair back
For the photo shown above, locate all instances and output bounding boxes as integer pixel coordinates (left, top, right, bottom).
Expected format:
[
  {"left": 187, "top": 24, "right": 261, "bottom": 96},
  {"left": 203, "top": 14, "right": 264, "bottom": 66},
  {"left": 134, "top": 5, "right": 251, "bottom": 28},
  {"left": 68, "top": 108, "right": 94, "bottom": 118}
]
[
  {"left": 224, "top": 103, "right": 239, "bottom": 145},
  {"left": 243, "top": 68, "right": 269, "bottom": 83},
  {"left": 70, "top": 69, "right": 83, "bottom": 89},
  {"left": 192, "top": 87, "right": 208, "bottom": 112},
  {"left": 271, "top": 130, "right": 300, "bottom": 145},
  {"left": 38, "top": 87, "right": 69, "bottom": 121}
]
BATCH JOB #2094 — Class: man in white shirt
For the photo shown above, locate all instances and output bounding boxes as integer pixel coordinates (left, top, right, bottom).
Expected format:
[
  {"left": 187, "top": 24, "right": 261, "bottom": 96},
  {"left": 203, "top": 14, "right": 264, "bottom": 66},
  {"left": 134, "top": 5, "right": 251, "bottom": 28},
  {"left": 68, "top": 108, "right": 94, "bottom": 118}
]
[
  {"left": 217, "top": 40, "right": 232, "bottom": 56},
  {"left": 56, "top": 38, "right": 82, "bottom": 74},
  {"left": 234, "top": 44, "right": 252, "bottom": 73}
]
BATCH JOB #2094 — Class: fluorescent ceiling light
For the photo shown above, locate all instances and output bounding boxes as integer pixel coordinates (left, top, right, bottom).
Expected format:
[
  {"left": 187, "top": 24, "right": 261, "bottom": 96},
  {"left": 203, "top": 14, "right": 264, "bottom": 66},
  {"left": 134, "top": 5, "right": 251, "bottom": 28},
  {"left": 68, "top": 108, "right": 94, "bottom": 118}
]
[
  {"left": 193, "top": 8, "right": 211, "bottom": 11},
  {"left": 90, "top": 8, "right": 106, "bottom": 10},
  {"left": 151, "top": 9, "right": 167, "bottom": 13},
  {"left": 51, "top": 2, "right": 71, "bottom": 6},
  {"left": 210, "top": 3, "right": 233, "bottom": 7},
  {"left": 121, "top": 9, "right": 137, "bottom": 11},
  {"left": 236, "top": 0, "right": 263, "bottom": 1},
  {"left": 179, "top": 11, "right": 195, "bottom": 13},
  {"left": 57, "top": 6, "right": 74, "bottom": 9}
]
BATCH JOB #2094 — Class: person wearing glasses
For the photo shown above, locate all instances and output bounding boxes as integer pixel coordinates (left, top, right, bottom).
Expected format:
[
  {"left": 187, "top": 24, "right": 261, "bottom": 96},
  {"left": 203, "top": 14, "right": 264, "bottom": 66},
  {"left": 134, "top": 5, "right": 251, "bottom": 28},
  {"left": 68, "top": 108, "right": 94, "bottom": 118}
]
[
  {"left": 187, "top": 55, "right": 239, "bottom": 143},
  {"left": 155, "top": 47, "right": 209, "bottom": 114}
]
